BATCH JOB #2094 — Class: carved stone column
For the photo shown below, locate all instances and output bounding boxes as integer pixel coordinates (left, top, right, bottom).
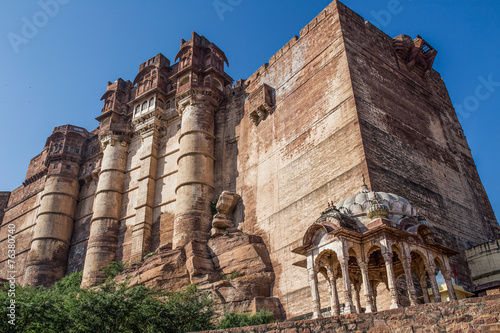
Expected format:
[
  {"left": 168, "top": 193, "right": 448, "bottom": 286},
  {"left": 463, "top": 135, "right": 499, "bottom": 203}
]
[
  {"left": 340, "top": 257, "right": 354, "bottom": 314},
  {"left": 402, "top": 258, "right": 418, "bottom": 306},
  {"left": 359, "top": 262, "right": 375, "bottom": 312},
  {"left": 371, "top": 280, "right": 378, "bottom": 312},
  {"left": 443, "top": 270, "right": 457, "bottom": 301},
  {"left": 173, "top": 93, "right": 218, "bottom": 248},
  {"left": 81, "top": 134, "right": 129, "bottom": 287},
  {"left": 419, "top": 274, "right": 431, "bottom": 304},
  {"left": 328, "top": 271, "right": 340, "bottom": 316},
  {"left": 382, "top": 252, "right": 400, "bottom": 309},
  {"left": 353, "top": 282, "right": 362, "bottom": 314},
  {"left": 308, "top": 268, "right": 322, "bottom": 319},
  {"left": 130, "top": 125, "right": 160, "bottom": 264},
  {"left": 426, "top": 263, "right": 442, "bottom": 303}
]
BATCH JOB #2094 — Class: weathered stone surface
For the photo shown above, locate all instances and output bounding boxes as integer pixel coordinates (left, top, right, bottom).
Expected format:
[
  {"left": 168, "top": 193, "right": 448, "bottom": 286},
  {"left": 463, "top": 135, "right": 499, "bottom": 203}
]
[
  {"left": 0, "top": 0, "right": 498, "bottom": 322},
  {"left": 194, "top": 295, "right": 500, "bottom": 333}
]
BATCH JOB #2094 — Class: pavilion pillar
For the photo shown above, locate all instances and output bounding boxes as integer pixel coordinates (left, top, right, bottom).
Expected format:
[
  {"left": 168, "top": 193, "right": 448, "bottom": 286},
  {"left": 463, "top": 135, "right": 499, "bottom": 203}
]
[
  {"left": 443, "top": 270, "right": 457, "bottom": 301},
  {"left": 353, "top": 283, "right": 362, "bottom": 313},
  {"left": 402, "top": 257, "right": 419, "bottom": 306},
  {"left": 340, "top": 257, "right": 355, "bottom": 314},
  {"left": 359, "top": 263, "right": 375, "bottom": 312},
  {"left": 426, "top": 263, "right": 442, "bottom": 303},
  {"left": 382, "top": 252, "right": 401, "bottom": 309},
  {"left": 419, "top": 274, "right": 431, "bottom": 304},
  {"left": 328, "top": 270, "right": 340, "bottom": 316},
  {"left": 308, "top": 268, "right": 322, "bottom": 319}
]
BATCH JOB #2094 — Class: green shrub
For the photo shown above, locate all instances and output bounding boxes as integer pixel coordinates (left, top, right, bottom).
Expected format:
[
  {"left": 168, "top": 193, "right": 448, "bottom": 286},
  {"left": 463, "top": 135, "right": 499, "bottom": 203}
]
[
  {"left": 103, "top": 261, "right": 127, "bottom": 281},
  {"left": 219, "top": 309, "right": 275, "bottom": 329},
  {"left": 0, "top": 272, "right": 216, "bottom": 333}
]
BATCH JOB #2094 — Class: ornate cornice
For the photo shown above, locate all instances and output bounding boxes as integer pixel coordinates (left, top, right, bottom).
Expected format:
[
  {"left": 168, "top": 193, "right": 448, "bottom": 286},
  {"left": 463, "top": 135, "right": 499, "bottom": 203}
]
[{"left": 176, "top": 87, "right": 223, "bottom": 116}]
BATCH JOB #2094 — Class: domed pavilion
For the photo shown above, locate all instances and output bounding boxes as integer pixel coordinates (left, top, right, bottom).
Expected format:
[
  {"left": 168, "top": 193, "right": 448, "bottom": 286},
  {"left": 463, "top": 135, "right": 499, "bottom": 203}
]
[{"left": 292, "top": 177, "right": 459, "bottom": 318}]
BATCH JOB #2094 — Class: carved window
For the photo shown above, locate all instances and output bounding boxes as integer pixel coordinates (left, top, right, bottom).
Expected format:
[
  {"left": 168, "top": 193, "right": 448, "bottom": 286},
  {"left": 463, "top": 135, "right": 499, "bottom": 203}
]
[
  {"left": 135, "top": 105, "right": 140, "bottom": 114},
  {"left": 149, "top": 97, "right": 155, "bottom": 107},
  {"left": 213, "top": 79, "right": 223, "bottom": 91},
  {"left": 142, "top": 101, "right": 148, "bottom": 111},
  {"left": 70, "top": 146, "right": 74, "bottom": 153},
  {"left": 50, "top": 146, "right": 54, "bottom": 153},
  {"left": 166, "top": 100, "right": 171, "bottom": 109},
  {"left": 76, "top": 148, "right": 80, "bottom": 154},
  {"left": 179, "top": 75, "right": 189, "bottom": 87}
]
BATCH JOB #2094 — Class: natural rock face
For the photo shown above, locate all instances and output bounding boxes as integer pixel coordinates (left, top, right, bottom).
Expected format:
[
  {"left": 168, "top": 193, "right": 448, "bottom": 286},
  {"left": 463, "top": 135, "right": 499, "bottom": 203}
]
[
  {"left": 113, "top": 231, "right": 282, "bottom": 317},
  {"left": 0, "top": 0, "right": 499, "bottom": 320}
]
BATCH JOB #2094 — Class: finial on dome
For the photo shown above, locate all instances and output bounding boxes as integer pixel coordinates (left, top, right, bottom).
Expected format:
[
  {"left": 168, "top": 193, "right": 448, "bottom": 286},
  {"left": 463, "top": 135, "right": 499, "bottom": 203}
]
[
  {"left": 367, "top": 193, "right": 389, "bottom": 220},
  {"left": 360, "top": 174, "right": 370, "bottom": 193}
]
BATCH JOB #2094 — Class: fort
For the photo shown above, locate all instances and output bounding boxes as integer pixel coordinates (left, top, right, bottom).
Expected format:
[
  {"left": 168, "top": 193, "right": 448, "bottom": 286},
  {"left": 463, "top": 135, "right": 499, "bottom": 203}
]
[{"left": 1, "top": 0, "right": 499, "bottom": 321}]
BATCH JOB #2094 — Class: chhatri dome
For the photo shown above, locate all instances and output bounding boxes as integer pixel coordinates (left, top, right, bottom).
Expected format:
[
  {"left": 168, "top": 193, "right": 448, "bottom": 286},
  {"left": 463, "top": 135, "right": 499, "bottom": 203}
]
[{"left": 335, "top": 176, "right": 420, "bottom": 226}]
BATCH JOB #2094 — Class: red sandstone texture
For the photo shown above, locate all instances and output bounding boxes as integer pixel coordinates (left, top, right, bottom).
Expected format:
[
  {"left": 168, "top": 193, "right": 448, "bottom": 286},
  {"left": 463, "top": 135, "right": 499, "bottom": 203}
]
[
  {"left": 0, "top": 0, "right": 499, "bottom": 320},
  {"left": 196, "top": 295, "right": 500, "bottom": 333}
]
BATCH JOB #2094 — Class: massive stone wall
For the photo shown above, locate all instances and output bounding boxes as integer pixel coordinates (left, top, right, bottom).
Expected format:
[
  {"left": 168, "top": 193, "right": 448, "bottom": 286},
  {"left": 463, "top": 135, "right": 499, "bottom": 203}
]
[
  {"left": 196, "top": 295, "right": 500, "bottom": 333},
  {"left": 224, "top": 1, "right": 371, "bottom": 318},
  {"left": 335, "top": 2, "right": 500, "bottom": 288},
  {"left": 0, "top": 0, "right": 498, "bottom": 321}
]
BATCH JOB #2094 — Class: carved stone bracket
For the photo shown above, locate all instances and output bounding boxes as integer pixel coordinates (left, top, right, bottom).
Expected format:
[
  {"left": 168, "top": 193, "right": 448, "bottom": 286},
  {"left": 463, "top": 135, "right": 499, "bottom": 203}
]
[
  {"left": 212, "top": 191, "right": 240, "bottom": 234},
  {"left": 247, "top": 84, "right": 274, "bottom": 125},
  {"left": 99, "top": 131, "right": 131, "bottom": 150},
  {"left": 176, "top": 87, "right": 222, "bottom": 116}
]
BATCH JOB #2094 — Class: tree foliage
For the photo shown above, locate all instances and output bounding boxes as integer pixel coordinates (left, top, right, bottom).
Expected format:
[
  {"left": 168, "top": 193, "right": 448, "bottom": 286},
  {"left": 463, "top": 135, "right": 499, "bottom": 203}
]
[
  {"left": 1, "top": 266, "right": 276, "bottom": 332},
  {"left": 0, "top": 271, "right": 215, "bottom": 333},
  {"left": 218, "top": 310, "right": 275, "bottom": 329}
]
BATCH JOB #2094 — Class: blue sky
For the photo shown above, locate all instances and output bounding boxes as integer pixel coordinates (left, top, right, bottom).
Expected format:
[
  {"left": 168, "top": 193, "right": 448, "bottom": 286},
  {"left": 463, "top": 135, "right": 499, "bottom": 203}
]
[{"left": 0, "top": 0, "right": 499, "bottom": 220}]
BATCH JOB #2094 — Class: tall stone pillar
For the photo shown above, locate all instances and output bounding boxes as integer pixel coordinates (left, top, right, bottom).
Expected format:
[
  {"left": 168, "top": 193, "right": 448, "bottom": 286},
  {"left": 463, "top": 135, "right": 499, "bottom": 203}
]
[
  {"left": 443, "top": 270, "right": 457, "bottom": 301},
  {"left": 402, "top": 258, "right": 418, "bottom": 306},
  {"left": 328, "top": 271, "right": 340, "bottom": 316},
  {"left": 371, "top": 280, "right": 378, "bottom": 312},
  {"left": 419, "top": 274, "right": 431, "bottom": 304},
  {"left": 308, "top": 268, "right": 322, "bottom": 319},
  {"left": 359, "top": 262, "right": 375, "bottom": 312},
  {"left": 340, "top": 257, "right": 355, "bottom": 314},
  {"left": 382, "top": 252, "right": 401, "bottom": 309},
  {"left": 426, "top": 263, "right": 442, "bottom": 303},
  {"left": 353, "top": 283, "right": 362, "bottom": 313},
  {"left": 130, "top": 129, "right": 159, "bottom": 263},
  {"left": 81, "top": 134, "right": 128, "bottom": 287},
  {"left": 173, "top": 93, "right": 217, "bottom": 248},
  {"left": 23, "top": 174, "right": 79, "bottom": 286}
]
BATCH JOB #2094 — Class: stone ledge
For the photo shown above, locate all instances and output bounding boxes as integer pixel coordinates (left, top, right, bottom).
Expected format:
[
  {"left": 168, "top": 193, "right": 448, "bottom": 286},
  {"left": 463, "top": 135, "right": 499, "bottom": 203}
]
[{"left": 194, "top": 295, "right": 500, "bottom": 333}]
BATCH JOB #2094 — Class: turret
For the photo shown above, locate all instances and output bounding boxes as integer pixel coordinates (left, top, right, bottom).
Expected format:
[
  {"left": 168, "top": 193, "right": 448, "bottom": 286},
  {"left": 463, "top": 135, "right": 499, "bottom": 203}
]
[
  {"left": 24, "top": 125, "right": 87, "bottom": 286},
  {"left": 172, "top": 32, "right": 232, "bottom": 249}
]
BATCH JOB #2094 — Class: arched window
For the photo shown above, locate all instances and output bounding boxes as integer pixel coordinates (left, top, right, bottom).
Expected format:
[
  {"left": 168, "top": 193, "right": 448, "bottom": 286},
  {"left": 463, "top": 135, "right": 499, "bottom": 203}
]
[
  {"left": 179, "top": 75, "right": 189, "bottom": 86},
  {"left": 142, "top": 101, "right": 148, "bottom": 111},
  {"left": 166, "top": 100, "right": 171, "bottom": 109},
  {"left": 135, "top": 105, "right": 140, "bottom": 114},
  {"left": 149, "top": 97, "right": 155, "bottom": 107},
  {"left": 213, "top": 79, "right": 223, "bottom": 91},
  {"left": 70, "top": 146, "right": 75, "bottom": 153}
]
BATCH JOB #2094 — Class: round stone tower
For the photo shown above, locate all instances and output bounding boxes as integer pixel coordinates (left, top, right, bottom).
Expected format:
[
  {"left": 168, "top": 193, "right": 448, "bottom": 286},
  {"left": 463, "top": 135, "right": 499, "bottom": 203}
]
[
  {"left": 171, "top": 32, "right": 232, "bottom": 249},
  {"left": 23, "top": 125, "right": 87, "bottom": 286},
  {"left": 81, "top": 79, "right": 132, "bottom": 287}
]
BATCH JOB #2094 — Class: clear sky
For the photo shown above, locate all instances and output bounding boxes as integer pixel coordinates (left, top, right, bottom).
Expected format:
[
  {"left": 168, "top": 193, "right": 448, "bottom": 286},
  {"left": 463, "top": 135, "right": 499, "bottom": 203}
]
[{"left": 0, "top": 0, "right": 499, "bottom": 219}]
